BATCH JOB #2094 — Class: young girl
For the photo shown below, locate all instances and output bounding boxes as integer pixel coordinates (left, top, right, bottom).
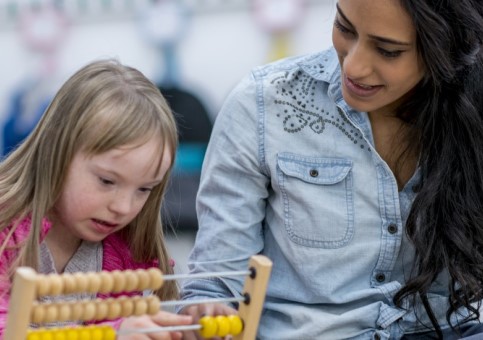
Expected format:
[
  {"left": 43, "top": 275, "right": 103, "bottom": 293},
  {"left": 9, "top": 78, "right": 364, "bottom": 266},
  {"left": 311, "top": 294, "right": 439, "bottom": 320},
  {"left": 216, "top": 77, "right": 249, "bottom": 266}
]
[
  {"left": 0, "top": 59, "right": 193, "bottom": 339},
  {"left": 180, "top": 0, "right": 483, "bottom": 339}
]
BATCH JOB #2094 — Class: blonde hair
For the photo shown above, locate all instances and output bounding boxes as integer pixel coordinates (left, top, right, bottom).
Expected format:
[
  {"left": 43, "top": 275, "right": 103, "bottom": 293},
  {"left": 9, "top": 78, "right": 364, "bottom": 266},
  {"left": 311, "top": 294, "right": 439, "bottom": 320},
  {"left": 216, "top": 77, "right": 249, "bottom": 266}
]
[{"left": 0, "top": 59, "right": 178, "bottom": 300}]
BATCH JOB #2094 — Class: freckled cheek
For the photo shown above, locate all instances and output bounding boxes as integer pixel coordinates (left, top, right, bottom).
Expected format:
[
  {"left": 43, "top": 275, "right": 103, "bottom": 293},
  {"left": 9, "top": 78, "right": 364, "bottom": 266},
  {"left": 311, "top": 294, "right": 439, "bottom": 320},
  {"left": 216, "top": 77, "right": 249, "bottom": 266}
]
[{"left": 130, "top": 197, "right": 149, "bottom": 217}]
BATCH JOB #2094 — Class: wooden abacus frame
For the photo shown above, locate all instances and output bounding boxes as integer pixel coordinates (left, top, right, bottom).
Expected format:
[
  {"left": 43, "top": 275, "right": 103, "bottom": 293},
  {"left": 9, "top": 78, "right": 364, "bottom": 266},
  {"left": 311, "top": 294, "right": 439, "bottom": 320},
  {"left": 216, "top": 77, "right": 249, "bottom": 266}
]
[{"left": 5, "top": 255, "right": 272, "bottom": 340}]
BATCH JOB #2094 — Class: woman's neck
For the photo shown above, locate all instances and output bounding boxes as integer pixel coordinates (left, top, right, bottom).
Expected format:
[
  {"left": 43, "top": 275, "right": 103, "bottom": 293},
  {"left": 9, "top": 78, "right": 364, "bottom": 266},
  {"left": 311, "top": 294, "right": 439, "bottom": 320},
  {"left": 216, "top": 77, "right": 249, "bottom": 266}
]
[{"left": 368, "top": 111, "right": 418, "bottom": 190}]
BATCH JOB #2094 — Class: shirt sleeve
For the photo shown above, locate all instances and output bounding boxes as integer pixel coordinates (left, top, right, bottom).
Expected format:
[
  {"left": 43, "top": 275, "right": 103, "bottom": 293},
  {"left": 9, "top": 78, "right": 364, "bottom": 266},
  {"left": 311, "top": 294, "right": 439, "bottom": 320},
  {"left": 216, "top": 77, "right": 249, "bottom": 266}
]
[{"left": 180, "top": 72, "right": 269, "bottom": 307}]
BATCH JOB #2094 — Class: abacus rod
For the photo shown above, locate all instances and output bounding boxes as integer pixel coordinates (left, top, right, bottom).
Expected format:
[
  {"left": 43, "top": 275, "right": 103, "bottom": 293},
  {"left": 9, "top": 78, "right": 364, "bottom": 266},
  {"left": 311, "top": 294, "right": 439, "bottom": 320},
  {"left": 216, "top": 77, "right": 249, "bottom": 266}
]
[
  {"left": 162, "top": 296, "right": 245, "bottom": 307},
  {"left": 163, "top": 270, "right": 250, "bottom": 281},
  {"left": 118, "top": 324, "right": 201, "bottom": 335}
]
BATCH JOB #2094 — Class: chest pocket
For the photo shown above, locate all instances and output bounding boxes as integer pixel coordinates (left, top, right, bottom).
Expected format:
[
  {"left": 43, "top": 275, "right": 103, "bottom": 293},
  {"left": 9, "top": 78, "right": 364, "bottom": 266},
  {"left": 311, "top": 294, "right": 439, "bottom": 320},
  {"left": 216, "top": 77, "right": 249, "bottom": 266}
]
[{"left": 277, "top": 153, "right": 354, "bottom": 248}]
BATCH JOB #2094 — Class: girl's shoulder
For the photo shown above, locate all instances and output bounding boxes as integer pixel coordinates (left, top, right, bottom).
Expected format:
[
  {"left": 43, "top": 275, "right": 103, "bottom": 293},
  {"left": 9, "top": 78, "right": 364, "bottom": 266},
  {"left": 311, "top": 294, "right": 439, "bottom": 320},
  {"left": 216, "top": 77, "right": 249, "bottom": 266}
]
[
  {"left": 102, "top": 233, "right": 158, "bottom": 272},
  {"left": 0, "top": 217, "right": 51, "bottom": 248}
]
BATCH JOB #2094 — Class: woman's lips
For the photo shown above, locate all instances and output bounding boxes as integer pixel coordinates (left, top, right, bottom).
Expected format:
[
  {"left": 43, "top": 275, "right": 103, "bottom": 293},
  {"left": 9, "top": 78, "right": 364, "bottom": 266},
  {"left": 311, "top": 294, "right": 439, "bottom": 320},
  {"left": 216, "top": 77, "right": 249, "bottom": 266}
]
[{"left": 344, "top": 75, "right": 383, "bottom": 97}]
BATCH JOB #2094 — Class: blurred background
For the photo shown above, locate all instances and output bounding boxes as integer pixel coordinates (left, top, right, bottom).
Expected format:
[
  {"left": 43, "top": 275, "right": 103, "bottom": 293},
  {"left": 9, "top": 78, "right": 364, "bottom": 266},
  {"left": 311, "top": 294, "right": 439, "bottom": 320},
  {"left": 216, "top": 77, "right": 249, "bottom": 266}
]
[{"left": 0, "top": 0, "right": 336, "bottom": 273}]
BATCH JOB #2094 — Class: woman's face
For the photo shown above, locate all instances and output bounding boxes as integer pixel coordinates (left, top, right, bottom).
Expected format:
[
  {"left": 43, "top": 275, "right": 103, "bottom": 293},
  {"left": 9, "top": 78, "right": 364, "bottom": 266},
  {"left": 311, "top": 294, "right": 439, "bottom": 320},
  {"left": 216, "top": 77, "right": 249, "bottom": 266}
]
[{"left": 332, "top": 0, "right": 425, "bottom": 115}]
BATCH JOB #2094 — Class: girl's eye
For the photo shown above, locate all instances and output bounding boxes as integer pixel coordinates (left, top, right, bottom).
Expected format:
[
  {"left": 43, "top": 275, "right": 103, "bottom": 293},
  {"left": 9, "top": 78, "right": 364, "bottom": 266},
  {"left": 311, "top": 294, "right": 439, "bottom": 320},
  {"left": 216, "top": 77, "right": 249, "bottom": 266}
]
[
  {"left": 377, "top": 48, "right": 403, "bottom": 58},
  {"left": 99, "top": 177, "right": 114, "bottom": 185},
  {"left": 139, "top": 187, "right": 153, "bottom": 194},
  {"left": 334, "top": 19, "right": 353, "bottom": 35}
]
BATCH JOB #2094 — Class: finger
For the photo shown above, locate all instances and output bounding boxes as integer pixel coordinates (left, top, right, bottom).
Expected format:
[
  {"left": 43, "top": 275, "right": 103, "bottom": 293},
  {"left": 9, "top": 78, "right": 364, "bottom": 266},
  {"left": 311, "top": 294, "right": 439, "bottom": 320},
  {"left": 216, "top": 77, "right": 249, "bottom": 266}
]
[
  {"left": 150, "top": 310, "right": 193, "bottom": 326},
  {"left": 181, "top": 330, "right": 201, "bottom": 340},
  {"left": 183, "top": 304, "right": 211, "bottom": 323},
  {"left": 171, "top": 331, "right": 183, "bottom": 340},
  {"left": 181, "top": 305, "right": 204, "bottom": 319},
  {"left": 212, "top": 304, "right": 237, "bottom": 316},
  {"left": 146, "top": 330, "right": 171, "bottom": 340}
]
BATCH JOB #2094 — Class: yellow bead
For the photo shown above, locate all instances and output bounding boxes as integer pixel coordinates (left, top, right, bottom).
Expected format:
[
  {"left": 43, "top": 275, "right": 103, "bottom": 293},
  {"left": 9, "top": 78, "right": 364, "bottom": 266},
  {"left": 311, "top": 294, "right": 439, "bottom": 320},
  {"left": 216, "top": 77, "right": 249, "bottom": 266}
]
[
  {"left": 228, "top": 315, "right": 243, "bottom": 335},
  {"left": 53, "top": 330, "right": 67, "bottom": 340},
  {"left": 91, "top": 327, "right": 103, "bottom": 340},
  {"left": 65, "top": 329, "right": 79, "bottom": 340},
  {"left": 27, "top": 332, "right": 41, "bottom": 340},
  {"left": 199, "top": 315, "right": 218, "bottom": 338},
  {"left": 103, "top": 326, "right": 116, "bottom": 340},
  {"left": 78, "top": 329, "right": 91, "bottom": 340},
  {"left": 41, "top": 332, "right": 54, "bottom": 340},
  {"left": 215, "top": 316, "right": 230, "bottom": 337}
]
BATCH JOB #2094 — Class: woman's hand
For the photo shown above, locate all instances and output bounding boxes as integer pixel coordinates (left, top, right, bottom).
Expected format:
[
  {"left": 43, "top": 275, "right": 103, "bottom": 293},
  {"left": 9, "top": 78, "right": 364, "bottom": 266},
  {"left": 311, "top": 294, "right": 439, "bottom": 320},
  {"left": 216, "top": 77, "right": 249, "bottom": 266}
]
[
  {"left": 118, "top": 310, "right": 193, "bottom": 339},
  {"left": 180, "top": 303, "right": 238, "bottom": 340}
]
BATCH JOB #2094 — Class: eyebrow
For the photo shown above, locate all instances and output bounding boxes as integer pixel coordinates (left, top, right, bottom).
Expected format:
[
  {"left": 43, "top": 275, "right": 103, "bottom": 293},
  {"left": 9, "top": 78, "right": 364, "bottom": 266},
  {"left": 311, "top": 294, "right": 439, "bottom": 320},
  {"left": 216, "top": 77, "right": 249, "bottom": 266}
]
[{"left": 335, "top": 3, "right": 412, "bottom": 46}]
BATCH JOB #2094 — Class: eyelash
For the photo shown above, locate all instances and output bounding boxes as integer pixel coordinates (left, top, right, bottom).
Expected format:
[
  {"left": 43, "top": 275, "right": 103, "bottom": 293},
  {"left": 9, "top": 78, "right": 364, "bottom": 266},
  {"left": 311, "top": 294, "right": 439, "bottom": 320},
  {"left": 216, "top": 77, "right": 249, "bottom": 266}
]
[
  {"left": 99, "top": 177, "right": 153, "bottom": 193},
  {"left": 99, "top": 177, "right": 114, "bottom": 186},
  {"left": 377, "top": 48, "right": 402, "bottom": 58},
  {"left": 334, "top": 19, "right": 352, "bottom": 34},
  {"left": 334, "top": 18, "right": 403, "bottom": 59}
]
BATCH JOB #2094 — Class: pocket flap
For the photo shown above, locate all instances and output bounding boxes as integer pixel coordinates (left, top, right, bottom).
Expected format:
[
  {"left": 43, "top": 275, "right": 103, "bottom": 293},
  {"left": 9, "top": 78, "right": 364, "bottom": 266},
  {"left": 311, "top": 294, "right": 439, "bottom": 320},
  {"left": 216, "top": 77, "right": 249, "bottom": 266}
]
[{"left": 277, "top": 153, "right": 353, "bottom": 185}]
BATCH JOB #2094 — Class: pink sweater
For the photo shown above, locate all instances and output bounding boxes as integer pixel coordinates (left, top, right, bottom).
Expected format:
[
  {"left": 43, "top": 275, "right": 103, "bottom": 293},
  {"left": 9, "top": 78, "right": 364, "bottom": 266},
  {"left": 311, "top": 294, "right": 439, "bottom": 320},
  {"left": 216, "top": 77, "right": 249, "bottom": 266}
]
[{"left": 0, "top": 218, "right": 160, "bottom": 336}]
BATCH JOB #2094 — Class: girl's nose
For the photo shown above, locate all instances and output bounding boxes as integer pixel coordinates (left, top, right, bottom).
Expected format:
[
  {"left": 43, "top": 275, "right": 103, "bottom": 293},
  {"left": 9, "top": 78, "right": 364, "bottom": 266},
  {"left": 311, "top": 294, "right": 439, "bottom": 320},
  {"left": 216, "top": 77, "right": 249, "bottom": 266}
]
[{"left": 108, "top": 191, "right": 134, "bottom": 215}]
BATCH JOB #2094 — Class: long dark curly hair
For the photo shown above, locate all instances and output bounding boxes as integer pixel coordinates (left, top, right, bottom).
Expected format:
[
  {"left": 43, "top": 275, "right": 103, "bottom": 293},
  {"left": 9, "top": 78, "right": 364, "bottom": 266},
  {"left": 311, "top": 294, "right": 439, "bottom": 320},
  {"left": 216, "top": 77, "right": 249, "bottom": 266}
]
[{"left": 392, "top": 0, "right": 483, "bottom": 335}]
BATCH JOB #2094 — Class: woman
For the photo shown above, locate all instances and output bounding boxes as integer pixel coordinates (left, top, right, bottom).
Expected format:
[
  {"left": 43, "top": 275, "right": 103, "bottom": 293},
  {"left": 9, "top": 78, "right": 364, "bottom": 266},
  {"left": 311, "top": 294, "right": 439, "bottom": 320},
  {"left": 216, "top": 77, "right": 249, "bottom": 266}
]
[{"left": 181, "top": 0, "right": 483, "bottom": 339}]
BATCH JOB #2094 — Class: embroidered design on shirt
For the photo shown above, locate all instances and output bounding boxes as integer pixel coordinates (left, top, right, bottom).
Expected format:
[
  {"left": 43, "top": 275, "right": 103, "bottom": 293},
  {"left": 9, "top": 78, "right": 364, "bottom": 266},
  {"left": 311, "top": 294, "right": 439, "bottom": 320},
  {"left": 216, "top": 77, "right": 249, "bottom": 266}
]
[{"left": 272, "top": 69, "right": 368, "bottom": 150}]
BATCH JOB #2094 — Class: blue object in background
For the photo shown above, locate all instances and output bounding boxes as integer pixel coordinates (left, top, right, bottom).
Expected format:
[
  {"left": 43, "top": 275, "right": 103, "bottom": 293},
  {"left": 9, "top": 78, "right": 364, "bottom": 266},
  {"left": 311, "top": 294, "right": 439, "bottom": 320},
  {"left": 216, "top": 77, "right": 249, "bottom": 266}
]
[
  {"left": 2, "top": 85, "right": 51, "bottom": 156},
  {"left": 174, "top": 143, "right": 208, "bottom": 175}
]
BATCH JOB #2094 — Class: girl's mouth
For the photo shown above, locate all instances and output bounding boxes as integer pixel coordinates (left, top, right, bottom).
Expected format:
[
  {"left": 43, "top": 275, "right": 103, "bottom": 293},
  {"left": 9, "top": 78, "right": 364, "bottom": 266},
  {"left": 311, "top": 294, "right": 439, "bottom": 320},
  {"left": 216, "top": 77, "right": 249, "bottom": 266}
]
[
  {"left": 93, "top": 218, "right": 117, "bottom": 227},
  {"left": 91, "top": 218, "right": 119, "bottom": 234}
]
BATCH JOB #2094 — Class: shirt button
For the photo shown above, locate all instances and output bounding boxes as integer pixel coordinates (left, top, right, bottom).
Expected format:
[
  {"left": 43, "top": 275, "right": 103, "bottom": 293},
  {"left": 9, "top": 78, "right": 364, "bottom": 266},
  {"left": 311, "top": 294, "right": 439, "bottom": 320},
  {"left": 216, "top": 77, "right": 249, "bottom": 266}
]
[
  {"left": 388, "top": 224, "right": 398, "bottom": 234},
  {"left": 309, "top": 169, "right": 319, "bottom": 177},
  {"left": 376, "top": 273, "right": 385, "bottom": 282}
]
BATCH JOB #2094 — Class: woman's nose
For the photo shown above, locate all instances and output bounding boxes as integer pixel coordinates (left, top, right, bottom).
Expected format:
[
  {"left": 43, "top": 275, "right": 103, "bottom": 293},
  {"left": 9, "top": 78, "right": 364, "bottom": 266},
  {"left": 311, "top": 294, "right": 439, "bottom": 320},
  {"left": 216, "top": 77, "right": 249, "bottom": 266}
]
[{"left": 343, "top": 42, "right": 373, "bottom": 79}]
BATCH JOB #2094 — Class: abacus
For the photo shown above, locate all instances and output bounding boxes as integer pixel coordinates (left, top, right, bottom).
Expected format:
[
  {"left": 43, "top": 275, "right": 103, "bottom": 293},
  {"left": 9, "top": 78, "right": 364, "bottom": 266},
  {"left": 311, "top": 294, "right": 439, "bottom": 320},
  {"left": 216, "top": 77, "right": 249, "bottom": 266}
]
[{"left": 5, "top": 255, "right": 272, "bottom": 340}]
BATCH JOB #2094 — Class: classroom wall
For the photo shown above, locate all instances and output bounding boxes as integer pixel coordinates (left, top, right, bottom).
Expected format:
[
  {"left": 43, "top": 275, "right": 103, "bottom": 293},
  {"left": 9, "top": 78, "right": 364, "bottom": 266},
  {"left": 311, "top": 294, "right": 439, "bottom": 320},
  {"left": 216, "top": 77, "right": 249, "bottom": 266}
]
[{"left": 0, "top": 0, "right": 336, "bottom": 127}]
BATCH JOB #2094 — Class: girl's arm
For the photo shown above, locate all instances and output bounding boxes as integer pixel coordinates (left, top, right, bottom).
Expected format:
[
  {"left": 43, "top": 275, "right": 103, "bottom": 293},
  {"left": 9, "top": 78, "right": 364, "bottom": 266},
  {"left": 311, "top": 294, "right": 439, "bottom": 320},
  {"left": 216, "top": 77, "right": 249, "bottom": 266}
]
[{"left": 0, "top": 218, "right": 51, "bottom": 336}]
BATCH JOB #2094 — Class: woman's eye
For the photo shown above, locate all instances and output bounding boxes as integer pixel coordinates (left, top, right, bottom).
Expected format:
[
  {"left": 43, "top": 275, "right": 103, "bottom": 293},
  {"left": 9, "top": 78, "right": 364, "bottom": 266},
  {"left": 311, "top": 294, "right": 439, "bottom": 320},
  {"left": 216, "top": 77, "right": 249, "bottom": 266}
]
[
  {"left": 334, "top": 19, "right": 353, "bottom": 34},
  {"left": 377, "top": 48, "right": 403, "bottom": 58}
]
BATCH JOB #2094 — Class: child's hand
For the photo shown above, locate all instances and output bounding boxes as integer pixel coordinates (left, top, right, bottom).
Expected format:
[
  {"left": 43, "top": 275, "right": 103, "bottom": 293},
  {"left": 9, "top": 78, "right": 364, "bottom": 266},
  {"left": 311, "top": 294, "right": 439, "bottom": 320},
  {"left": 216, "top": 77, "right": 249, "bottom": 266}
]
[
  {"left": 118, "top": 311, "right": 193, "bottom": 339},
  {"left": 180, "top": 303, "right": 238, "bottom": 340}
]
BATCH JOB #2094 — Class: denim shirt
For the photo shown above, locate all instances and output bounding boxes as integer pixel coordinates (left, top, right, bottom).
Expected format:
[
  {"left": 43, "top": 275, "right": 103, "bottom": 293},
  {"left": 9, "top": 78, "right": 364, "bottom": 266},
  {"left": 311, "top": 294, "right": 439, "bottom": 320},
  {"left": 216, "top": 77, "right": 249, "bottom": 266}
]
[{"left": 181, "top": 47, "right": 474, "bottom": 340}]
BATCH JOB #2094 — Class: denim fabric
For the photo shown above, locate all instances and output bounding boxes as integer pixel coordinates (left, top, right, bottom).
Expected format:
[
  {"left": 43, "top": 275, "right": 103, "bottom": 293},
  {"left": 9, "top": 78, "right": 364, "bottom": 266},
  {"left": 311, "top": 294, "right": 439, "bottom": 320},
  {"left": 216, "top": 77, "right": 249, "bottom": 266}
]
[{"left": 180, "top": 47, "right": 480, "bottom": 339}]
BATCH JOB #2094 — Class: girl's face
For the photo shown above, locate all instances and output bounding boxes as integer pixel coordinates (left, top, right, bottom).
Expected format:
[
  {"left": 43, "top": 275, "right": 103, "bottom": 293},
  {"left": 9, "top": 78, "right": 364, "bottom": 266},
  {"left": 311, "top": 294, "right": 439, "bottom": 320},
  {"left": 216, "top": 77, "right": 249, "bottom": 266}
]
[
  {"left": 332, "top": 0, "right": 425, "bottom": 116},
  {"left": 52, "top": 138, "right": 172, "bottom": 243}
]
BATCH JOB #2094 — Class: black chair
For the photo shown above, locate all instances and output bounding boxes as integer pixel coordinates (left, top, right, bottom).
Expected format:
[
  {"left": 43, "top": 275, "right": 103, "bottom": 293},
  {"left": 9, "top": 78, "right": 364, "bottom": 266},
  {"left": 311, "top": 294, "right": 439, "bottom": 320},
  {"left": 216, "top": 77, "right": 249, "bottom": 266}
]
[{"left": 160, "top": 85, "right": 213, "bottom": 231}]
